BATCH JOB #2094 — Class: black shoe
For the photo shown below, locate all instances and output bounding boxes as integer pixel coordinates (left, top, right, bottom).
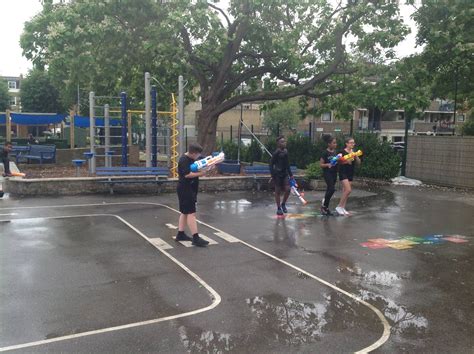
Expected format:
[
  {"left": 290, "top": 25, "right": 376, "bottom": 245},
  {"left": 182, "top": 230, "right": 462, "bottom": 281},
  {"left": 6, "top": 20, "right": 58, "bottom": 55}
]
[
  {"left": 321, "top": 206, "right": 333, "bottom": 216},
  {"left": 276, "top": 208, "right": 284, "bottom": 216},
  {"left": 175, "top": 232, "right": 192, "bottom": 241},
  {"left": 281, "top": 203, "right": 288, "bottom": 213},
  {"left": 192, "top": 235, "right": 209, "bottom": 247}
]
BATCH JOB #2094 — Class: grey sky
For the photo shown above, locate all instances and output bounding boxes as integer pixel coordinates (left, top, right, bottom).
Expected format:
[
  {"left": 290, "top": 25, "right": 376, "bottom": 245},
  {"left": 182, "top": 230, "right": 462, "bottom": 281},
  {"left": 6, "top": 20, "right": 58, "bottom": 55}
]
[{"left": 0, "top": 0, "right": 421, "bottom": 77}]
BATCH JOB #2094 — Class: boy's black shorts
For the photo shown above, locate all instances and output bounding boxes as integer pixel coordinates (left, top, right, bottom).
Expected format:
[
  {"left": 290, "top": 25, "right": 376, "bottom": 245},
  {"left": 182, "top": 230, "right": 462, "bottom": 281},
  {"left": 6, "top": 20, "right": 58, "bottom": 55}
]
[
  {"left": 273, "top": 175, "right": 290, "bottom": 189},
  {"left": 177, "top": 189, "right": 197, "bottom": 214}
]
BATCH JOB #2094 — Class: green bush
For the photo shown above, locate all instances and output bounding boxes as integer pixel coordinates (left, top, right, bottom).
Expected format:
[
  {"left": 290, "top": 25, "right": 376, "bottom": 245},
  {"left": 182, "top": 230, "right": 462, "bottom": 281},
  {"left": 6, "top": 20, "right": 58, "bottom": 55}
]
[
  {"left": 286, "top": 134, "right": 318, "bottom": 168},
  {"left": 245, "top": 139, "right": 262, "bottom": 163},
  {"left": 461, "top": 117, "right": 474, "bottom": 136},
  {"left": 305, "top": 162, "right": 323, "bottom": 180},
  {"left": 221, "top": 140, "right": 239, "bottom": 160},
  {"left": 352, "top": 132, "right": 401, "bottom": 179}
]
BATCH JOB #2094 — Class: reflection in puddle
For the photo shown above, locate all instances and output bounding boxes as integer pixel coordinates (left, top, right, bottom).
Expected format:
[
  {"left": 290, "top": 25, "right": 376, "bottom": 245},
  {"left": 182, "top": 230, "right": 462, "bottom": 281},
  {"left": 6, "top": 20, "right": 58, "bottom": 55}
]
[
  {"left": 213, "top": 199, "right": 252, "bottom": 214},
  {"left": 358, "top": 290, "right": 428, "bottom": 336},
  {"left": 178, "top": 293, "right": 373, "bottom": 352}
]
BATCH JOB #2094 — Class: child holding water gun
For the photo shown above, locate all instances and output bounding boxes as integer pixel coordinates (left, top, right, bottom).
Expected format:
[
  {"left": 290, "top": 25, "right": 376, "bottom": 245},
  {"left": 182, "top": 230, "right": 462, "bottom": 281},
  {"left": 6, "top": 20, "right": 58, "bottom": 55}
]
[
  {"left": 270, "top": 136, "right": 293, "bottom": 216},
  {"left": 336, "top": 137, "right": 361, "bottom": 216},
  {"left": 176, "top": 143, "right": 213, "bottom": 247},
  {"left": 319, "top": 135, "right": 338, "bottom": 216}
]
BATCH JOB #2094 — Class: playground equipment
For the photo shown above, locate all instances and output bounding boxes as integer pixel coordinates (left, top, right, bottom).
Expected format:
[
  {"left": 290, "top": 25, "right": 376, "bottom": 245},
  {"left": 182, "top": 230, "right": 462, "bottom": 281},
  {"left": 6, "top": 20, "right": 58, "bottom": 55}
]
[{"left": 84, "top": 73, "right": 182, "bottom": 176}]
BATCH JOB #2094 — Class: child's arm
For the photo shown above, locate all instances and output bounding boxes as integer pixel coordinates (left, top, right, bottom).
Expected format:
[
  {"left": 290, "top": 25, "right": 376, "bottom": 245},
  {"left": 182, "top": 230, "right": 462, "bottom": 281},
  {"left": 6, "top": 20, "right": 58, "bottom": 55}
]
[
  {"left": 319, "top": 157, "right": 331, "bottom": 169},
  {"left": 185, "top": 171, "right": 205, "bottom": 178}
]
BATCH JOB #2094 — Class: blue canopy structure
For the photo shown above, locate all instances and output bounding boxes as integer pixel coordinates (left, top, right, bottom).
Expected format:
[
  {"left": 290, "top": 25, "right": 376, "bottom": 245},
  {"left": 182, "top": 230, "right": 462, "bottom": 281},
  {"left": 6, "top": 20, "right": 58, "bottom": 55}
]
[
  {"left": 68, "top": 115, "right": 123, "bottom": 128},
  {"left": 0, "top": 114, "right": 6, "bottom": 124},
  {"left": 11, "top": 113, "right": 66, "bottom": 125}
]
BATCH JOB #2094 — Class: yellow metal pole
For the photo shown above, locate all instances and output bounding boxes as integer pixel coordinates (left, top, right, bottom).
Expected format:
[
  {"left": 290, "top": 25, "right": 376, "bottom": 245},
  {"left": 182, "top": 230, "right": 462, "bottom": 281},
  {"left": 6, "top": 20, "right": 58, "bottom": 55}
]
[
  {"left": 127, "top": 111, "right": 132, "bottom": 147},
  {"left": 6, "top": 110, "right": 11, "bottom": 141},
  {"left": 69, "top": 110, "right": 75, "bottom": 148},
  {"left": 170, "top": 94, "right": 179, "bottom": 178}
]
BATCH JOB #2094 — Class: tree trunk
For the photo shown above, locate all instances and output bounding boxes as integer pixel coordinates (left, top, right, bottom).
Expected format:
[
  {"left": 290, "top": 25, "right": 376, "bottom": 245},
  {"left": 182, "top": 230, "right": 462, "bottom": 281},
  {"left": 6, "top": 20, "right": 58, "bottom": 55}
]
[{"left": 197, "top": 106, "right": 219, "bottom": 154}]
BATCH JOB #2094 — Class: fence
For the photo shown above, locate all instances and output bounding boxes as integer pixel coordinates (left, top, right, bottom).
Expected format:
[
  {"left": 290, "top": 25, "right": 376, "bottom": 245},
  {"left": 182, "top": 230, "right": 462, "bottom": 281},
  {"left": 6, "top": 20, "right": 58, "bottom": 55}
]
[{"left": 406, "top": 136, "right": 474, "bottom": 189}]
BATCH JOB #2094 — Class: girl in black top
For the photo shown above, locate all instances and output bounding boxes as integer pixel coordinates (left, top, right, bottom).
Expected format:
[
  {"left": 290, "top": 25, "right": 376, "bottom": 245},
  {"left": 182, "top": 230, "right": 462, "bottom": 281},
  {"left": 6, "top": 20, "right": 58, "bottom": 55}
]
[
  {"left": 269, "top": 136, "right": 293, "bottom": 215},
  {"left": 336, "top": 137, "right": 361, "bottom": 216},
  {"left": 319, "top": 135, "right": 338, "bottom": 215}
]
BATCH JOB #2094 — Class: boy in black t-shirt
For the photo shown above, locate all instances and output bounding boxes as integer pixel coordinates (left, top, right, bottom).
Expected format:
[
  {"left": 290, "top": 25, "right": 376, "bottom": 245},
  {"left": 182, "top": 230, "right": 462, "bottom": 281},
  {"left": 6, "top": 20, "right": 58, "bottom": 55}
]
[
  {"left": 269, "top": 136, "right": 293, "bottom": 216},
  {"left": 319, "top": 135, "right": 338, "bottom": 215},
  {"left": 176, "top": 143, "right": 212, "bottom": 247}
]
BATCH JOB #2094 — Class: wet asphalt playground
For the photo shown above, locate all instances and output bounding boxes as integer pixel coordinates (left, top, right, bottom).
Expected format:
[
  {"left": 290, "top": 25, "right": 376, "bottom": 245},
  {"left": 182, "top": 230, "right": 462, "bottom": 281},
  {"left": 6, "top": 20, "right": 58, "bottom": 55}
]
[{"left": 0, "top": 185, "right": 473, "bottom": 353}]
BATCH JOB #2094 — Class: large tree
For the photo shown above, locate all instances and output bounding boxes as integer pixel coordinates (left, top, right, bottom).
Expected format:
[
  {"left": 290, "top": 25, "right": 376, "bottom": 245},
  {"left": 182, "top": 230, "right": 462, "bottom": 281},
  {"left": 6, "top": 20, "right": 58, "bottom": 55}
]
[
  {"left": 0, "top": 80, "right": 9, "bottom": 111},
  {"left": 412, "top": 0, "right": 474, "bottom": 113},
  {"left": 20, "top": 69, "right": 64, "bottom": 113},
  {"left": 22, "top": 0, "right": 408, "bottom": 152}
]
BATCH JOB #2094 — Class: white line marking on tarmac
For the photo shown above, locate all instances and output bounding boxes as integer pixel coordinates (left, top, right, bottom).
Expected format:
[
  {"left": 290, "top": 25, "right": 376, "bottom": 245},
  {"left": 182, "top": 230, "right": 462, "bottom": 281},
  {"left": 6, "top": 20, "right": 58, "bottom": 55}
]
[
  {"left": 199, "top": 234, "right": 218, "bottom": 245},
  {"left": 0, "top": 201, "right": 391, "bottom": 353},
  {"left": 165, "top": 223, "right": 178, "bottom": 229},
  {"left": 0, "top": 213, "right": 17, "bottom": 216},
  {"left": 0, "top": 213, "right": 221, "bottom": 353},
  {"left": 179, "top": 240, "right": 193, "bottom": 247},
  {"left": 213, "top": 231, "right": 240, "bottom": 243},
  {"left": 148, "top": 237, "right": 173, "bottom": 250}
]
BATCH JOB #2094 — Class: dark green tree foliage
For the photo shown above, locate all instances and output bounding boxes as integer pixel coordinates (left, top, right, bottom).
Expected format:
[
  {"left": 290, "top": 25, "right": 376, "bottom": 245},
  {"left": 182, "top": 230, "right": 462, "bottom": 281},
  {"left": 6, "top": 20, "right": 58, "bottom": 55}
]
[
  {"left": 263, "top": 100, "right": 300, "bottom": 136},
  {"left": 0, "top": 80, "right": 9, "bottom": 111},
  {"left": 21, "top": 0, "right": 408, "bottom": 152},
  {"left": 413, "top": 0, "right": 474, "bottom": 110},
  {"left": 20, "top": 69, "right": 63, "bottom": 113}
]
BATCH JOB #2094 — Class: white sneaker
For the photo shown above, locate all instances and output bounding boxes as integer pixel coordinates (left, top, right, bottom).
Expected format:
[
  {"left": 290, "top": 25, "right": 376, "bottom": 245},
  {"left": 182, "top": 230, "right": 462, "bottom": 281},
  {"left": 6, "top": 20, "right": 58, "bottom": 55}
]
[
  {"left": 335, "top": 206, "right": 345, "bottom": 215},
  {"left": 343, "top": 208, "right": 351, "bottom": 216}
]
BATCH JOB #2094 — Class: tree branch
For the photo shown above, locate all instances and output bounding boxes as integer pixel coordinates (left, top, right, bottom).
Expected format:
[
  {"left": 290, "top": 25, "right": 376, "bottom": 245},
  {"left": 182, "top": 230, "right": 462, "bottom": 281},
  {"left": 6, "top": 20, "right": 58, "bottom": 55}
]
[
  {"left": 207, "top": 2, "right": 231, "bottom": 29},
  {"left": 180, "top": 26, "right": 209, "bottom": 94}
]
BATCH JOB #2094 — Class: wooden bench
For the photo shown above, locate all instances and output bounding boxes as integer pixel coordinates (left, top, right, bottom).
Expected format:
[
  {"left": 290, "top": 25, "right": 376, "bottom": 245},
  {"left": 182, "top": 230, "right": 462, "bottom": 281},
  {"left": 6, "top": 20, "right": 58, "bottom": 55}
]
[
  {"left": 17, "top": 144, "right": 56, "bottom": 164},
  {"left": 96, "top": 166, "right": 170, "bottom": 194},
  {"left": 244, "top": 165, "right": 298, "bottom": 190}
]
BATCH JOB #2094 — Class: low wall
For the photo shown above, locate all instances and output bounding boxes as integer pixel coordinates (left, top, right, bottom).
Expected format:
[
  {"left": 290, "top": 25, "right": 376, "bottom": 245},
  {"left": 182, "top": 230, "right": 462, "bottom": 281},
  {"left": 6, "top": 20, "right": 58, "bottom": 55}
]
[
  {"left": 55, "top": 145, "right": 140, "bottom": 165},
  {"left": 4, "top": 176, "right": 270, "bottom": 196},
  {"left": 407, "top": 136, "right": 474, "bottom": 189}
]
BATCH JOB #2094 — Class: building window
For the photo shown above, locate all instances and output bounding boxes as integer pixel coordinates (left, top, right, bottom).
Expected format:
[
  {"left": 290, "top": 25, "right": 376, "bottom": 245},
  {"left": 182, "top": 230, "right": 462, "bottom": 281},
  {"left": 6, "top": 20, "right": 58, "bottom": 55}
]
[
  {"left": 457, "top": 114, "right": 465, "bottom": 122},
  {"left": 396, "top": 111, "right": 405, "bottom": 121},
  {"left": 321, "top": 112, "right": 332, "bottom": 122},
  {"left": 9, "top": 97, "right": 16, "bottom": 106},
  {"left": 8, "top": 81, "right": 16, "bottom": 89}
]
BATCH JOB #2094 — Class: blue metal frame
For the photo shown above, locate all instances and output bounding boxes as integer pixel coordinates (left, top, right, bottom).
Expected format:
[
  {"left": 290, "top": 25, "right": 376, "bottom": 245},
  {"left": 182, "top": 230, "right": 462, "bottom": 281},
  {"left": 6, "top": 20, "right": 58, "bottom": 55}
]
[
  {"left": 120, "top": 92, "right": 128, "bottom": 166},
  {"left": 151, "top": 85, "right": 158, "bottom": 167}
]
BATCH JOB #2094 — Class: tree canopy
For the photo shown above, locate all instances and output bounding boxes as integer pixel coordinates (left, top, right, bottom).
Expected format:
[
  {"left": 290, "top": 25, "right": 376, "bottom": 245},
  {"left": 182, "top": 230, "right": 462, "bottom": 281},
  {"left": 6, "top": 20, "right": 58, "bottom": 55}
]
[
  {"left": 22, "top": 0, "right": 409, "bottom": 152},
  {"left": 0, "top": 80, "right": 9, "bottom": 112},
  {"left": 20, "top": 69, "right": 63, "bottom": 113}
]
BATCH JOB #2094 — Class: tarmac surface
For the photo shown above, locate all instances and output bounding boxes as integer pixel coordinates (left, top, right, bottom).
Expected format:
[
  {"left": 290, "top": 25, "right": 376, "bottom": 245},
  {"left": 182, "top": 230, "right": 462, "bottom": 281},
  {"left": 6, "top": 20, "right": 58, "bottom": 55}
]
[{"left": 0, "top": 186, "right": 473, "bottom": 353}]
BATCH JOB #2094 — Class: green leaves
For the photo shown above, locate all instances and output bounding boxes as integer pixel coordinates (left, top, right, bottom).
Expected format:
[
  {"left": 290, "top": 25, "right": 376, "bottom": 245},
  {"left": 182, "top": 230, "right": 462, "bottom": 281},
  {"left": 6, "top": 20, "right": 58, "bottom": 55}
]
[
  {"left": 0, "top": 80, "right": 9, "bottom": 112},
  {"left": 20, "top": 69, "right": 64, "bottom": 113}
]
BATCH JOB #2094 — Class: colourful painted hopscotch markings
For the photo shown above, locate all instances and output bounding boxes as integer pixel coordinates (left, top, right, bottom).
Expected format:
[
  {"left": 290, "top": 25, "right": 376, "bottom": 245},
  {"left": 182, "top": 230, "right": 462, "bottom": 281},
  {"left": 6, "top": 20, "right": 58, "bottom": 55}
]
[{"left": 360, "top": 234, "right": 469, "bottom": 250}]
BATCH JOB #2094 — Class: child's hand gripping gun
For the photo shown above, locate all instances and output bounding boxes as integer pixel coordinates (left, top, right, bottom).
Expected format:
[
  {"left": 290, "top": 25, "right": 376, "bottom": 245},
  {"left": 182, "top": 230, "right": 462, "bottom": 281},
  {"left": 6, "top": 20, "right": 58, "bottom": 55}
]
[
  {"left": 329, "top": 153, "right": 343, "bottom": 167},
  {"left": 190, "top": 152, "right": 225, "bottom": 172},
  {"left": 289, "top": 177, "right": 307, "bottom": 205},
  {"left": 340, "top": 150, "right": 363, "bottom": 162}
]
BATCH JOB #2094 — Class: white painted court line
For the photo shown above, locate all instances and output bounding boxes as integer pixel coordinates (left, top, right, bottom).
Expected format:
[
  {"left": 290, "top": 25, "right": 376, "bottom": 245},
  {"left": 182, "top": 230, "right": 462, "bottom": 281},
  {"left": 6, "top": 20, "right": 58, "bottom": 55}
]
[
  {"left": 179, "top": 240, "right": 193, "bottom": 247},
  {"left": 0, "top": 201, "right": 391, "bottom": 353},
  {"left": 148, "top": 237, "right": 173, "bottom": 250},
  {"left": 213, "top": 231, "right": 240, "bottom": 243},
  {"left": 0, "top": 213, "right": 221, "bottom": 353},
  {"left": 165, "top": 223, "right": 178, "bottom": 229},
  {"left": 199, "top": 234, "right": 218, "bottom": 245},
  {"left": 0, "top": 213, "right": 17, "bottom": 216}
]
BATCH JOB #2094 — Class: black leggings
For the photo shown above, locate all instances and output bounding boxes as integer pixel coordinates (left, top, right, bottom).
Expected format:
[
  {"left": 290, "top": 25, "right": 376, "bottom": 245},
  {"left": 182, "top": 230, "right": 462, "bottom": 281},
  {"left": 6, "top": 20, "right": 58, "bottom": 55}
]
[{"left": 323, "top": 172, "right": 337, "bottom": 208}]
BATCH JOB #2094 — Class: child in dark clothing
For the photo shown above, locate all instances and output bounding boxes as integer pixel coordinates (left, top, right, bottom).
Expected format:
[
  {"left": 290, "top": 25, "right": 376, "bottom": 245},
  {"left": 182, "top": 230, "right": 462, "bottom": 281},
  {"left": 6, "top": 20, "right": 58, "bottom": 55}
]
[
  {"left": 269, "top": 136, "right": 293, "bottom": 216},
  {"left": 1, "top": 142, "right": 13, "bottom": 177},
  {"left": 176, "top": 143, "right": 213, "bottom": 247},
  {"left": 319, "top": 135, "right": 338, "bottom": 216}
]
